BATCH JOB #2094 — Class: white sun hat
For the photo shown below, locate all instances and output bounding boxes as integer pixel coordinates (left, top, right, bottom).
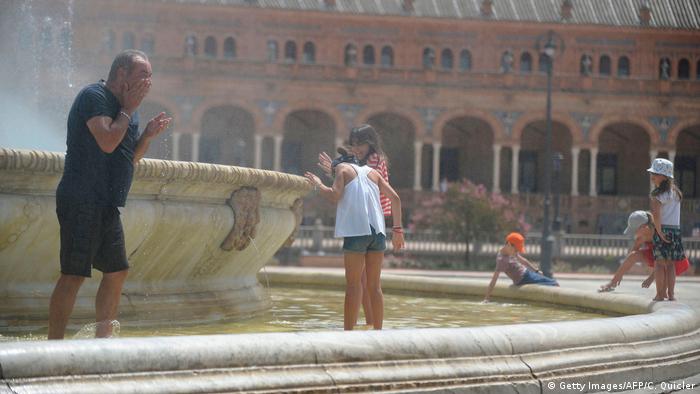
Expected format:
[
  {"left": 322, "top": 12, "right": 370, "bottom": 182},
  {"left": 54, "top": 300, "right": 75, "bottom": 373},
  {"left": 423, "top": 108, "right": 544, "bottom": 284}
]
[{"left": 646, "top": 158, "right": 674, "bottom": 179}]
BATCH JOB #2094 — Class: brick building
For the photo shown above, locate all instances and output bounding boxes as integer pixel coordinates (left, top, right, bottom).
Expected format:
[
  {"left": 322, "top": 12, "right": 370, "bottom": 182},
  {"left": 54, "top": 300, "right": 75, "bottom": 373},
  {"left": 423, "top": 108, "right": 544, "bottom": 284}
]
[{"left": 3, "top": 0, "right": 700, "bottom": 234}]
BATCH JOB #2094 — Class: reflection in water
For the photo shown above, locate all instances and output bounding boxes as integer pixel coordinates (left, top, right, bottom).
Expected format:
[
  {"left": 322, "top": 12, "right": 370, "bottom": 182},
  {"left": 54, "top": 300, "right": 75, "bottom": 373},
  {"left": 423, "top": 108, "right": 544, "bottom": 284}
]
[{"left": 1, "top": 287, "right": 612, "bottom": 341}]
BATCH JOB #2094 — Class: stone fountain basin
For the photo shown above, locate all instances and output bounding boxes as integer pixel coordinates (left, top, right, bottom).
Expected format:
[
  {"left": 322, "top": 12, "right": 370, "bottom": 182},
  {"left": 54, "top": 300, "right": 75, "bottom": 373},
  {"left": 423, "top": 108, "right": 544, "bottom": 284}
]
[
  {"left": 0, "top": 148, "right": 309, "bottom": 327},
  {"left": 1, "top": 269, "right": 699, "bottom": 393}
]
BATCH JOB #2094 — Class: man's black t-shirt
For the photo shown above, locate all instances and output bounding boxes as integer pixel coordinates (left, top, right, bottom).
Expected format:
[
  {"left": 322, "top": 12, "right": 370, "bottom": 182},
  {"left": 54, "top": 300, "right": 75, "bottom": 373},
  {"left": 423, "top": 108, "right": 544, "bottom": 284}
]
[{"left": 56, "top": 81, "right": 140, "bottom": 207}]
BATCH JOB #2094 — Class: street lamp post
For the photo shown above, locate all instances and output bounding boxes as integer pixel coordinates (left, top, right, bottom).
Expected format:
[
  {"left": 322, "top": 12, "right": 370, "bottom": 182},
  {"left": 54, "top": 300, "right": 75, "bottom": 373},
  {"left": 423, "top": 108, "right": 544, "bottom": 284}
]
[{"left": 536, "top": 30, "right": 564, "bottom": 278}]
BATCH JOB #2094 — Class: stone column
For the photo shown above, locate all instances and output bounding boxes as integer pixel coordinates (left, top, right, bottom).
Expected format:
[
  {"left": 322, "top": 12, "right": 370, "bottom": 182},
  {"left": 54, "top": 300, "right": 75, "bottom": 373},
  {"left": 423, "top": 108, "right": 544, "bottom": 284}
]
[
  {"left": 649, "top": 149, "right": 658, "bottom": 164},
  {"left": 492, "top": 144, "right": 501, "bottom": 193},
  {"left": 414, "top": 141, "right": 423, "bottom": 191},
  {"left": 192, "top": 133, "right": 200, "bottom": 162},
  {"left": 432, "top": 142, "right": 441, "bottom": 191},
  {"left": 571, "top": 147, "right": 580, "bottom": 196},
  {"left": 335, "top": 137, "right": 344, "bottom": 149},
  {"left": 511, "top": 145, "right": 520, "bottom": 194},
  {"left": 668, "top": 150, "right": 676, "bottom": 164},
  {"left": 273, "top": 135, "right": 283, "bottom": 172},
  {"left": 171, "top": 131, "right": 181, "bottom": 161},
  {"left": 254, "top": 134, "right": 263, "bottom": 169},
  {"left": 589, "top": 147, "right": 598, "bottom": 196}
]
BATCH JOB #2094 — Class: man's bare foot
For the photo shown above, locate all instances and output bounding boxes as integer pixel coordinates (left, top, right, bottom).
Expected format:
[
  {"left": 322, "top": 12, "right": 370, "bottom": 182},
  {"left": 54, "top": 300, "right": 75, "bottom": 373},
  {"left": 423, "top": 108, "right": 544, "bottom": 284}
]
[
  {"left": 668, "top": 296, "right": 676, "bottom": 301},
  {"left": 653, "top": 296, "right": 665, "bottom": 301}
]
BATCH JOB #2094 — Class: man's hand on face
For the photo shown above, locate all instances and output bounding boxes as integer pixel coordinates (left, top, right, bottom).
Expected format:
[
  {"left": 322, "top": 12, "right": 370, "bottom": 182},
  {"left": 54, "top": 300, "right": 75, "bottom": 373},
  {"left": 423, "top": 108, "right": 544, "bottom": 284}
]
[
  {"left": 143, "top": 112, "right": 172, "bottom": 140},
  {"left": 122, "top": 78, "right": 151, "bottom": 114}
]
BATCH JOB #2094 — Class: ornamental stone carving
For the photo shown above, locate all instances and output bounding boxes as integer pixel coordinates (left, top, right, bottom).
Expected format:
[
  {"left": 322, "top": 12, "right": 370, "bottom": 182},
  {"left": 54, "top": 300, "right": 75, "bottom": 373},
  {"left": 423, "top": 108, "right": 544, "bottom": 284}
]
[{"left": 220, "top": 187, "right": 261, "bottom": 251}]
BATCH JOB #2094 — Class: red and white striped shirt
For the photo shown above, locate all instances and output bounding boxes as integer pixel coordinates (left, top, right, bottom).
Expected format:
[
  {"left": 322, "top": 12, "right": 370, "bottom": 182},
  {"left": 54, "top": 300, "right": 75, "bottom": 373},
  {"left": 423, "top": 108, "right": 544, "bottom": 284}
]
[{"left": 366, "top": 153, "right": 391, "bottom": 216}]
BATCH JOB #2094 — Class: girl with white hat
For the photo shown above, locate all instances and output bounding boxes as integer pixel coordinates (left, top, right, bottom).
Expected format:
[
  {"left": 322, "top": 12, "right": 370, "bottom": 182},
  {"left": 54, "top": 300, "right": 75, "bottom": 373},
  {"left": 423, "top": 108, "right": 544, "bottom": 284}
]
[{"left": 647, "top": 158, "right": 686, "bottom": 301}]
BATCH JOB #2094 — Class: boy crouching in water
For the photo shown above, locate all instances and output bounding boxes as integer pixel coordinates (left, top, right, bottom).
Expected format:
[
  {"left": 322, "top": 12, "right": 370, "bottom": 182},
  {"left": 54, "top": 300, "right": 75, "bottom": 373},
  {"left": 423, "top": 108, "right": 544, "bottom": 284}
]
[{"left": 483, "top": 232, "right": 558, "bottom": 302}]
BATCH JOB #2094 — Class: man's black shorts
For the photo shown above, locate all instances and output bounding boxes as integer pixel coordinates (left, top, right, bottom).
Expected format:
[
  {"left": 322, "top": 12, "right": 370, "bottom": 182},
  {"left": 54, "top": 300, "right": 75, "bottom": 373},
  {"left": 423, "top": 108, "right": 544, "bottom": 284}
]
[{"left": 56, "top": 201, "right": 129, "bottom": 277}]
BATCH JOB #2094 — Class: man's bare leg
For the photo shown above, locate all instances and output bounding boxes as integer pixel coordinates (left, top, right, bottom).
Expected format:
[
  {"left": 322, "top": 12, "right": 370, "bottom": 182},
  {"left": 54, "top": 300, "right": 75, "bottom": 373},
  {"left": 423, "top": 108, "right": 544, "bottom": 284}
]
[
  {"left": 95, "top": 269, "right": 128, "bottom": 338},
  {"left": 48, "top": 274, "right": 86, "bottom": 339}
]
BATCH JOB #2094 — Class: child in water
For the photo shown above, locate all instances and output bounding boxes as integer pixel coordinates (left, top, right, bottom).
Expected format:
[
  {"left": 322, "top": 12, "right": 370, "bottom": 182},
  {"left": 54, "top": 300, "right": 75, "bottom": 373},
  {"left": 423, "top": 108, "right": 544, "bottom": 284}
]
[{"left": 483, "top": 232, "right": 558, "bottom": 303}]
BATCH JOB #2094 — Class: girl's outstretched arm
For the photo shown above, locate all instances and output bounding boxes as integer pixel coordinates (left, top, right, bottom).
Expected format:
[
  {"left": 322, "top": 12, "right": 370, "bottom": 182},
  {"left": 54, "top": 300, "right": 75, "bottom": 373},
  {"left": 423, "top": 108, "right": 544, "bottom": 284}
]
[
  {"left": 304, "top": 164, "right": 348, "bottom": 203},
  {"left": 483, "top": 271, "right": 500, "bottom": 302}
]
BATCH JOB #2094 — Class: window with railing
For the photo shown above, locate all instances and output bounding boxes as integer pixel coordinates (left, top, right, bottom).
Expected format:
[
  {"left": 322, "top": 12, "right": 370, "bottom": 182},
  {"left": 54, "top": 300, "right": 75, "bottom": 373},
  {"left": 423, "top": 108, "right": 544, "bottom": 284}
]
[
  {"left": 617, "top": 56, "right": 630, "bottom": 77},
  {"left": 441, "top": 48, "right": 453, "bottom": 70},
  {"left": 679, "top": 58, "right": 690, "bottom": 80},
  {"left": 185, "top": 34, "right": 197, "bottom": 56},
  {"left": 520, "top": 52, "right": 532, "bottom": 73},
  {"left": 599, "top": 55, "right": 611, "bottom": 76},
  {"left": 302, "top": 42, "right": 315, "bottom": 64},
  {"left": 344, "top": 43, "right": 357, "bottom": 66},
  {"left": 423, "top": 47, "right": 435, "bottom": 69},
  {"left": 460, "top": 49, "right": 472, "bottom": 71},
  {"left": 363, "top": 45, "right": 375, "bottom": 65},
  {"left": 284, "top": 40, "right": 297, "bottom": 62},
  {"left": 381, "top": 45, "right": 393, "bottom": 67},
  {"left": 267, "top": 40, "right": 277, "bottom": 62},
  {"left": 224, "top": 37, "right": 236, "bottom": 59},
  {"left": 204, "top": 36, "right": 217, "bottom": 58}
]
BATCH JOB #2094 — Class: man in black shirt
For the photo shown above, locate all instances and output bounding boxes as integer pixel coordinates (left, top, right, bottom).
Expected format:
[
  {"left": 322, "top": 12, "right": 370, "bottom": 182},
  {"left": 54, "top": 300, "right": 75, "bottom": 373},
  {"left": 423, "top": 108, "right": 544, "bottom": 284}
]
[{"left": 49, "top": 50, "right": 171, "bottom": 339}]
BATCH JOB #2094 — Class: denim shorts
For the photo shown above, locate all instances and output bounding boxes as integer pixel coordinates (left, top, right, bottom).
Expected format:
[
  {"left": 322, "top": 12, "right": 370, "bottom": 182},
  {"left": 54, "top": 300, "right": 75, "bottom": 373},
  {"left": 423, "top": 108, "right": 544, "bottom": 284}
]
[
  {"left": 517, "top": 270, "right": 559, "bottom": 286},
  {"left": 342, "top": 226, "right": 386, "bottom": 253}
]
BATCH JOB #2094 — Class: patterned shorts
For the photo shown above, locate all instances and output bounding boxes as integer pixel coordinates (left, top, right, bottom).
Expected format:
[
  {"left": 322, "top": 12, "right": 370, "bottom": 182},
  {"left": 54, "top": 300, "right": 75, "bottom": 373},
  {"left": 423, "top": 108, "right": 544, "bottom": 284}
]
[{"left": 652, "top": 226, "right": 686, "bottom": 261}]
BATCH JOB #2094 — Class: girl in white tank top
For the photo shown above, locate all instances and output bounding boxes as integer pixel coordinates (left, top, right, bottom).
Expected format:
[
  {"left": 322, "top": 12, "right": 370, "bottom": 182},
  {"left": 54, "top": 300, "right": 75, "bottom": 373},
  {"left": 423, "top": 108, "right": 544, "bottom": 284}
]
[{"left": 305, "top": 152, "right": 404, "bottom": 331}]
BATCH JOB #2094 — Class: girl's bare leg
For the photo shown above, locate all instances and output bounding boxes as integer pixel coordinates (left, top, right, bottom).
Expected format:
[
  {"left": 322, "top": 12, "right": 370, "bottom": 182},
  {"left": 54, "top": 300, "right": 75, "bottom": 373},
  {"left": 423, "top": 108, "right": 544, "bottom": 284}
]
[
  {"left": 601, "top": 251, "right": 643, "bottom": 291},
  {"left": 667, "top": 261, "right": 676, "bottom": 301},
  {"left": 654, "top": 260, "right": 667, "bottom": 301},
  {"left": 359, "top": 268, "right": 374, "bottom": 326},
  {"left": 365, "top": 251, "right": 384, "bottom": 330},
  {"left": 344, "top": 253, "right": 365, "bottom": 330}
]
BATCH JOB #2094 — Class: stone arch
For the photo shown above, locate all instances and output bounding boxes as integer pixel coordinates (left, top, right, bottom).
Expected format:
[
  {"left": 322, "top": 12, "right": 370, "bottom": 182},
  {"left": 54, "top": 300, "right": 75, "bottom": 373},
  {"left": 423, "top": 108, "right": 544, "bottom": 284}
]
[
  {"left": 192, "top": 100, "right": 263, "bottom": 136},
  {"left": 432, "top": 109, "right": 504, "bottom": 143},
  {"left": 439, "top": 116, "right": 496, "bottom": 188},
  {"left": 364, "top": 112, "right": 417, "bottom": 189},
  {"left": 139, "top": 100, "right": 176, "bottom": 160},
  {"left": 356, "top": 106, "right": 425, "bottom": 140},
  {"left": 672, "top": 121, "right": 700, "bottom": 198},
  {"left": 199, "top": 105, "right": 256, "bottom": 167},
  {"left": 597, "top": 122, "right": 651, "bottom": 196},
  {"left": 668, "top": 118, "right": 700, "bottom": 147},
  {"left": 588, "top": 116, "right": 658, "bottom": 147},
  {"left": 273, "top": 102, "right": 344, "bottom": 138},
  {"left": 518, "top": 119, "right": 574, "bottom": 194},
  {"left": 511, "top": 111, "right": 583, "bottom": 145},
  {"left": 281, "top": 109, "right": 336, "bottom": 176}
]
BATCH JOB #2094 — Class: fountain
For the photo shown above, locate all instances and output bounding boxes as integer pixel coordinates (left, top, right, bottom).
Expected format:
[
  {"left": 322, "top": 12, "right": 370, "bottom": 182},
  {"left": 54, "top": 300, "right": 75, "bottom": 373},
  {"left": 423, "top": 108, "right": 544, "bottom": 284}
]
[
  {"left": 1, "top": 2, "right": 699, "bottom": 392},
  {"left": 0, "top": 148, "right": 307, "bottom": 328}
]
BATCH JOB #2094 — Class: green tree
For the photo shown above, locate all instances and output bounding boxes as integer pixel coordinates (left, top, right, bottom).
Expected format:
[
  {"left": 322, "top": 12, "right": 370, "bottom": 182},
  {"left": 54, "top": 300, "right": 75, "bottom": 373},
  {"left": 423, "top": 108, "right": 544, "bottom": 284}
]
[{"left": 412, "top": 180, "right": 530, "bottom": 264}]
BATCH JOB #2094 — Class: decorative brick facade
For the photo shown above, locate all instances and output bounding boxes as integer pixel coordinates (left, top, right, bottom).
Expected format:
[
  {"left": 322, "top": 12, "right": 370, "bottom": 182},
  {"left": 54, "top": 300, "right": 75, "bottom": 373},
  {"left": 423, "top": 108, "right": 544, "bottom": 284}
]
[{"left": 3, "top": 0, "right": 700, "bottom": 234}]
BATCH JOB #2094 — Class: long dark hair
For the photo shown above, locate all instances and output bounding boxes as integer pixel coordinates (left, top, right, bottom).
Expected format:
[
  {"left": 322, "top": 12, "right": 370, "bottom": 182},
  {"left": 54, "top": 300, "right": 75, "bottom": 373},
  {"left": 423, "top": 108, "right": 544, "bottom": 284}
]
[
  {"left": 651, "top": 177, "right": 683, "bottom": 201},
  {"left": 348, "top": 124, "right": 386, "bottom": 165}
]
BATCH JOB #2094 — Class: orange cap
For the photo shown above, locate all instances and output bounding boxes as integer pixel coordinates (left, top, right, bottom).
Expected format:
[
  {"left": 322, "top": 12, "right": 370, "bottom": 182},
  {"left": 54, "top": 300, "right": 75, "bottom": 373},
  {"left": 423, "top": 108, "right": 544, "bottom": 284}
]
[{"left": 505, "top": 232, "right": 525, "bottom": 253}]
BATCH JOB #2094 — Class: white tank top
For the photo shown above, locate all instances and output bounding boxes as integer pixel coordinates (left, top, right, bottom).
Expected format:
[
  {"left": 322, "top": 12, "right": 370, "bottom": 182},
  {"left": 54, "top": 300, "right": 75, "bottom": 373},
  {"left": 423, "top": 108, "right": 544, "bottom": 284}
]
[
  {"left": 656, "top": 190, "right": 681, "bottom": 226},
  {"left": 334, "top": 164, "right": 386, "bottom": 238}
]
